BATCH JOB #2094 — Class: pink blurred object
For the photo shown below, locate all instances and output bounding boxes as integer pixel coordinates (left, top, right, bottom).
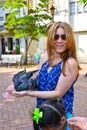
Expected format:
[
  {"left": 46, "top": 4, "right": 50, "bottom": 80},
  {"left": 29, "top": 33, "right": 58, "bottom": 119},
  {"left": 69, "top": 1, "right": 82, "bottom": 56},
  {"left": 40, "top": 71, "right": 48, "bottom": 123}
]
[
  {"left": 6, "top": 84, "right": 15, "bottom": 92},
  {"left": 2, "top": 84, "right": 15, "bottom": 99},
  {"left": 2, "top": 91, "right": 11, "bottom": 98}
]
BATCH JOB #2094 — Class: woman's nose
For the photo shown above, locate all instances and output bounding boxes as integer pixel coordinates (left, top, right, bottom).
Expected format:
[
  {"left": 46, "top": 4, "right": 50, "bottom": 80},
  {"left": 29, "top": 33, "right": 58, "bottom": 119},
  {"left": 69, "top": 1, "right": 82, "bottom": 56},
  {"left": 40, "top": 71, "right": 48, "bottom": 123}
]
[{"left": 57, "top": 36, "right": 62, "bottom": 42}]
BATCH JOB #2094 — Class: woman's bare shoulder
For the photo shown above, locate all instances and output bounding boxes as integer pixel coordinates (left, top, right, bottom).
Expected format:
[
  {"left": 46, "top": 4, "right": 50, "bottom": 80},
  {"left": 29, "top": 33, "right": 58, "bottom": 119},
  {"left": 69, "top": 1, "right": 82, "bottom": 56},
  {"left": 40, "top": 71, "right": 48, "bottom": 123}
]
[
  {"left": 65, "top": 57, "right": 78, "bottom": 72},
  {"left": 67, "top": 57, "right": 77, "bottom": 66}
]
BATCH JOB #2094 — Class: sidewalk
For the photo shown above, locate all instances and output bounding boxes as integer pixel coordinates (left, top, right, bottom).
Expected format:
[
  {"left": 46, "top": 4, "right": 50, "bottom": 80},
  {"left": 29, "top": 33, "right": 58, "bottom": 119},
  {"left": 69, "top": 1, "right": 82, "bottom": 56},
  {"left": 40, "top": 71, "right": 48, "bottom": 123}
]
[
  {"left": 74, "top": 63, "right": 87, "bottom": 117},
  {"left": 0, "top": 66, "right": 37, "bottom": 130},
  {"left": 0, "top": 63, "right": 87, "bottom": 130}
]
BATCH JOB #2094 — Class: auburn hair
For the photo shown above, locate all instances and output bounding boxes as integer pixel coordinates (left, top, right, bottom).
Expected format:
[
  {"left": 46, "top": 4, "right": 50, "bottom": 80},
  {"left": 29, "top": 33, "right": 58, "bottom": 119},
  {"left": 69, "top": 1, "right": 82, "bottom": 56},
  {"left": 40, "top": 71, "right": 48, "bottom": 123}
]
[{"left": 47, "top": 21, "right": 81, "bottom": 75}]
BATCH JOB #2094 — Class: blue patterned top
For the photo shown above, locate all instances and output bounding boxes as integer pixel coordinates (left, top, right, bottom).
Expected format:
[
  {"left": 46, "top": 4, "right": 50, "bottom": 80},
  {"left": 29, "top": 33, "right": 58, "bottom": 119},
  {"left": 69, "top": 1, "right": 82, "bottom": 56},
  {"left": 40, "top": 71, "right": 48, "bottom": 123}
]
[{"left": 37, "top": 60, "right": 75, "bottom": 114}]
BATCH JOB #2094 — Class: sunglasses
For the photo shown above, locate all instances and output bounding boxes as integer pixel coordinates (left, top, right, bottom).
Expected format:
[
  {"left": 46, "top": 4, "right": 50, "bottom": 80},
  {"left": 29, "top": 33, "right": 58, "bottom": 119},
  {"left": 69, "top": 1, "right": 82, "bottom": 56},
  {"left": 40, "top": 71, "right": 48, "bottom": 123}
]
[{"left": 54, "top": 34, "right": 66, "bottom": 41}]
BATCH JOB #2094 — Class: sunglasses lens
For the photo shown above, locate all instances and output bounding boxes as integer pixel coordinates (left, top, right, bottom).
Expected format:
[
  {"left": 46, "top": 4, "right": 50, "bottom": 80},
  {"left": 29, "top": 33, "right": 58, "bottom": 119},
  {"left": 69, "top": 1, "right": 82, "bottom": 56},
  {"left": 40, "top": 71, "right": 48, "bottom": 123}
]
[
  {"left": 54, "top": 34, "right": 59, "bottom": 40},
  {"left": 54, "top": 34, "right": 66, "bottom": 40},
  {"left": 61, "top": 34, "right": 66, "bottom": 40}
]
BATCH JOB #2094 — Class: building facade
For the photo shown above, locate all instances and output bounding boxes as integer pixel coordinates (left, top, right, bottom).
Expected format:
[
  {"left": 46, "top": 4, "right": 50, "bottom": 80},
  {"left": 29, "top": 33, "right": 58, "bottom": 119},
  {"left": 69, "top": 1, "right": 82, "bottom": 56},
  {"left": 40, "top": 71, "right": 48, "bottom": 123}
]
[
  {"left": 0, "top": 0, "right": 87, "bottom": 57},
  {"left": 52, "top": 0, "right": 87, "bottom": 56},
  {"left": 69, "top": 0, "right": 87, "bottom": 56},
  {"left": 53, "top": 0, "right": 87, "bottom": 56}
]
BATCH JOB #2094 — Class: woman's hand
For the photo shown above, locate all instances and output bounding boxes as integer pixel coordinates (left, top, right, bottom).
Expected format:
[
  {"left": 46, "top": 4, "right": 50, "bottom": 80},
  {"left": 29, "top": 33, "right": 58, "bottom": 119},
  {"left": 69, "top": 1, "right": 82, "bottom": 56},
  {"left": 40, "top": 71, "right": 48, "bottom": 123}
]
[
  {"left": 67, "top": 117, "right": 87, "bottom": 130},
  {"left": 11, "top": 90, "right": 28, "bottom": 97},
  {"left": 6, "top": 84, "right": 15, "bottom": 92}
]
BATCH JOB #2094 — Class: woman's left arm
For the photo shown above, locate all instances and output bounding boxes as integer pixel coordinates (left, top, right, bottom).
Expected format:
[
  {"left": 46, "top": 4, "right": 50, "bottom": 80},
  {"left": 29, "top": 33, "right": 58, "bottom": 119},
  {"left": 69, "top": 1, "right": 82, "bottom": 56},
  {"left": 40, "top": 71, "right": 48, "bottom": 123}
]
[
  {"left": 11, "top": 58, "right": 78, "bottom": 98},
  {"left": 55, "top": 58, "right": 78, "bottom": 97}
]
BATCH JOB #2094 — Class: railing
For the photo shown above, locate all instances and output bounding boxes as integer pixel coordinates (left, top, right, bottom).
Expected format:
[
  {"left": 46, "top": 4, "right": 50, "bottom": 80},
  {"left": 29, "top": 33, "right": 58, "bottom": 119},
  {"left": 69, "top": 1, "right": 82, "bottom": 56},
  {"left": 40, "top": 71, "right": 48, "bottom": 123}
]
[{"left": 0, "top": 54, "right": 22, "bottom": 67}]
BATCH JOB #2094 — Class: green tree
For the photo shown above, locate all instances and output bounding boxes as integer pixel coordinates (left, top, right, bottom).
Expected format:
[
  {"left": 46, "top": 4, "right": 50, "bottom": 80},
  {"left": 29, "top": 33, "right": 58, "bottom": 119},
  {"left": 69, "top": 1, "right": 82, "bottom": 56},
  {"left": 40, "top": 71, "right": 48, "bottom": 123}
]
[
  {"left": 16, "top": 44, "right": 20, "bottom": 54},
  {"left": 79, "top": 0, "right": 87, "bottom": 6},
  {"left": 3, "top": 0, "right": 52, "bottom": 64}
]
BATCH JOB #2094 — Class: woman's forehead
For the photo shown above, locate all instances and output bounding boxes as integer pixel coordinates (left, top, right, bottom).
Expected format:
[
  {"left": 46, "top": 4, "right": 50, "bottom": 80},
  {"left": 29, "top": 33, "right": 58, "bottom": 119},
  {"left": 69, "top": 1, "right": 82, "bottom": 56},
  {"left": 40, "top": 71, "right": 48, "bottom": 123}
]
[{"left": 55, "top": 27, "right": 65, "bottom": 34}]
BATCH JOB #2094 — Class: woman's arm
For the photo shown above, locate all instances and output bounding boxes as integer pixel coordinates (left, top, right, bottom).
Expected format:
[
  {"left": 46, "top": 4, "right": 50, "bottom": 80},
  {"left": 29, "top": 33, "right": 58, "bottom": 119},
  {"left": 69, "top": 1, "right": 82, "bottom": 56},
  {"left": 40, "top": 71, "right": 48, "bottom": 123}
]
[{"left": 11, "top": 58, "right": 78, "bottom": 99}]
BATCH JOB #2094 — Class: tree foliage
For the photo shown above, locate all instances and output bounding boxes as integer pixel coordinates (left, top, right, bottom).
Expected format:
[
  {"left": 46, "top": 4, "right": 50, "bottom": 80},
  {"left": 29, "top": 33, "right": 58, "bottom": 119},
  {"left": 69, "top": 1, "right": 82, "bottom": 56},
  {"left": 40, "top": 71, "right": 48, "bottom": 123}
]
[
  {"left": 79, "top": 0, "right": 87, "bottom": 6},
  {"left": 3, "top": 0, "right": 52, "bottom": 64}
]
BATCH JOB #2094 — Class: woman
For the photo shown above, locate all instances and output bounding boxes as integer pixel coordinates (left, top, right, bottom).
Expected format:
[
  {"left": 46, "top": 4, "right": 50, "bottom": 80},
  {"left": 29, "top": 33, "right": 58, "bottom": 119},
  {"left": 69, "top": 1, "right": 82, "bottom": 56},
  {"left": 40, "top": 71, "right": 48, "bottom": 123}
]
[{"left": 10, "top": 21, "right": 81, "bottom": 118}]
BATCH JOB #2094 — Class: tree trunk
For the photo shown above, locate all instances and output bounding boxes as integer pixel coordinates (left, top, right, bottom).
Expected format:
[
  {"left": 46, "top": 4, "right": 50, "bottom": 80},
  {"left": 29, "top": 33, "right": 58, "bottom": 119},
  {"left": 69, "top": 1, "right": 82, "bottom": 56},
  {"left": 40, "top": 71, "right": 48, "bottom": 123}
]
[
  {"left": 24, "top": 37, "right": 28, "bottom": 64},
  {"left": 24, "top": 37, "right": 32, "bottom": 64}
]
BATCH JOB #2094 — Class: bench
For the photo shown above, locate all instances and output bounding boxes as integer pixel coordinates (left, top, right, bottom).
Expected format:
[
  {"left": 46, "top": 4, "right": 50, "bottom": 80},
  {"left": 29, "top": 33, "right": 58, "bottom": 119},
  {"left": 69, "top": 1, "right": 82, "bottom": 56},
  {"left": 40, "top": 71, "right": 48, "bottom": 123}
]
[{"left": 0, "top": 54, "right": 22, "bottom": 67}]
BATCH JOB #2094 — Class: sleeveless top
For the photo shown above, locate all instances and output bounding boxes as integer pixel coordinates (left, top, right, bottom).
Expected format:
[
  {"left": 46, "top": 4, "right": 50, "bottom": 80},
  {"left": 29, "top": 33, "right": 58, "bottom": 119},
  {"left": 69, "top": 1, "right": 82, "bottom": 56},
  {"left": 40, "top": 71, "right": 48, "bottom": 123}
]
[{"left": 37, "top": 60, "right": 75, "bottom": 114}]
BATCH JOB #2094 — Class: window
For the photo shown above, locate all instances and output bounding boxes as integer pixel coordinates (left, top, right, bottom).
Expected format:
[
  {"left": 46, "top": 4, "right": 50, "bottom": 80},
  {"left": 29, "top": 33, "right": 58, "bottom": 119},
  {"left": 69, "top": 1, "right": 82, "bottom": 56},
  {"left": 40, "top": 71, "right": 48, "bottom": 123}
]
[
  {"left": 0, "top": 26, "right": 4, "bottom": 31},
  {"left": 16, "top": 39, "right": 19, "bottom": 45},
  {"left": 0, "top": 16, "right": 4, "bottom": 21},
  {"left": 8, "top": 38, "right": 13, "bottom": 50},
  {"left": 77, "top": 1, "right": 82, "bottom": 14},
  {"left": 83, "top": 4, "right": 87, "bottom": 13},
  {"left": 70, "top": 2, "right": 75, "bottom": 15}
]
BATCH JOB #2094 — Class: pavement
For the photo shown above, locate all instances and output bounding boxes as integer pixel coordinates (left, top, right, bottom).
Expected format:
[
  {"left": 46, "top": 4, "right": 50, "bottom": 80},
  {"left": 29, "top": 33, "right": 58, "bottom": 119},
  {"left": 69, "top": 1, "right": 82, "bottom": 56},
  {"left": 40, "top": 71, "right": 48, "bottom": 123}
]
[{"left": 0, "top": 60, "right": 87, "bottom": 130}]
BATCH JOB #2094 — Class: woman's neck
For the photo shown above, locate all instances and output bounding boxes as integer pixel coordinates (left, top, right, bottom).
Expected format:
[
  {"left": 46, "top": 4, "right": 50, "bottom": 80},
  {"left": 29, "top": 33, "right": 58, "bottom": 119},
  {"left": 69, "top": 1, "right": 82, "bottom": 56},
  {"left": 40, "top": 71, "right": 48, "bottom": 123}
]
[{"left": 49, "top": 54, "right": 62, "bottom": 67}]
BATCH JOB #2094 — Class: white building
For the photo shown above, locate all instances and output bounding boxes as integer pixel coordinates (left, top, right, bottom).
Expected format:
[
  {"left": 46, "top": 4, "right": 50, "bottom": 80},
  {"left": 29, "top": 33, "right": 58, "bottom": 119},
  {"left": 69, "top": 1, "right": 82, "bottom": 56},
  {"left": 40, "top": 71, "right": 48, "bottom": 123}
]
[
  {"left": 53, "top": 0, "right": 87, "bottom": 56},
  {"left": 0, "top": 0, "right": 87, "bottom": 57},
  {"left": 69, "top": 0, "right": 87, "bottom": 56}
]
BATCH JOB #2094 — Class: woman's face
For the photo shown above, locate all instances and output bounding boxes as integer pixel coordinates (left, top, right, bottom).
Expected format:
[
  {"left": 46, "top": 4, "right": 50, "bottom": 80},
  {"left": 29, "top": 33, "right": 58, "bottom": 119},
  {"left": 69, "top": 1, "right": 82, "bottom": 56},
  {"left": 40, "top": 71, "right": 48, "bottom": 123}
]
[{"left": 52, "top": 27, "right": 67, "bottom": 55}]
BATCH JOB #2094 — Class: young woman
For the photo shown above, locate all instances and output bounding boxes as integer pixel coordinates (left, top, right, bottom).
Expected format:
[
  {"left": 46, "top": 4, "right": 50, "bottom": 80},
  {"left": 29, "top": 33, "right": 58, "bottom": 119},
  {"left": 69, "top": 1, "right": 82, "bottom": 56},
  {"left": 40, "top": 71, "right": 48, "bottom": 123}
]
[{"left": 10, "top": 21, "right": 81, "bottom": 119}]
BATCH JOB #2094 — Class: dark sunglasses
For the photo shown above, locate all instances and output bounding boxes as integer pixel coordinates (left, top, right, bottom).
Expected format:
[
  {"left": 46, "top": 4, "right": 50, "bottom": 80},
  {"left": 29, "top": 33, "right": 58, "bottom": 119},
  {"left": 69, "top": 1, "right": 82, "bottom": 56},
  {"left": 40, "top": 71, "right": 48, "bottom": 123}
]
[{"left": 54, "top": 34, "right": 66, "bottom": 40}]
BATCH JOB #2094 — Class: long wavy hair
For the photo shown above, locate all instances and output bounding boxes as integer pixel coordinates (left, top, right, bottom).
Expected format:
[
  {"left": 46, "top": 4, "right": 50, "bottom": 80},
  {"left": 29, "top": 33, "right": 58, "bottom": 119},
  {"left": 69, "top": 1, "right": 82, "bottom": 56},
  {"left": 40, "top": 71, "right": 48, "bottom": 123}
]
[{"left": 47, "top": 21, "right": 81, "bottom": 75}]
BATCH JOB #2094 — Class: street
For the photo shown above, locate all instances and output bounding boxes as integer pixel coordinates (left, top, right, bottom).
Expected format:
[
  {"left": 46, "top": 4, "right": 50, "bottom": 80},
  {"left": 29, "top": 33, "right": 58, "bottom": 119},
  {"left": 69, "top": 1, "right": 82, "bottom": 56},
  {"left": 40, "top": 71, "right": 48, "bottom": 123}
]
[{"left": 0, "top": 64, "right": 87, "bottom": 130}]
